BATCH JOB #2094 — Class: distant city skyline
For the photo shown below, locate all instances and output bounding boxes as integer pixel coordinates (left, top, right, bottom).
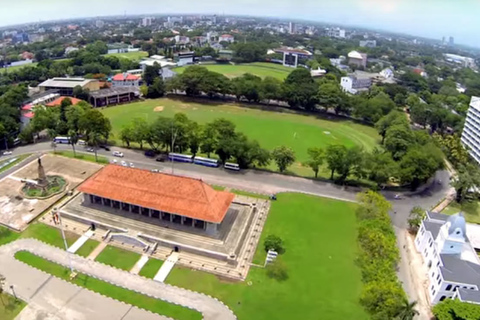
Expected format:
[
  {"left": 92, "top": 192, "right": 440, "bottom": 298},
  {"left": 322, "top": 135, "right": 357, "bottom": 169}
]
[{"left": 1, "top": 0, "right": 479, "bottom": 48}]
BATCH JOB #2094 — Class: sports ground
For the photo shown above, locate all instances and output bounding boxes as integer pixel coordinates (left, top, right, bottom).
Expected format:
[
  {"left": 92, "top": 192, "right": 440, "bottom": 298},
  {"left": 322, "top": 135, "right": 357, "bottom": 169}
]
[
  {"left": 174, "top": 62, "right": 294, "bottom": 80},
  {"left": 101, "top": 98, "right": 380, "bottom": 177},
  {"left": 104, "top": 50, "right": 148, "bottom": 61}
]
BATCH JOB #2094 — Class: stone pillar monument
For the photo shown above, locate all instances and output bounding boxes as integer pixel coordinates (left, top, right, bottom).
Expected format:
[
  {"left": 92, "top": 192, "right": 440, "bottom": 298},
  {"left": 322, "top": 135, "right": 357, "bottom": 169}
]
[{"left": 37, "top": 157, "right": 47, "bottom": 187}]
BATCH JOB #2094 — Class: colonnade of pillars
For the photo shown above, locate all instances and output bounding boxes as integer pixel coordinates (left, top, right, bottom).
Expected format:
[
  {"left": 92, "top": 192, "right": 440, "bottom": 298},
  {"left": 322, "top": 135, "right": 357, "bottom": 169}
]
[{"left": 86, "top": 194, "right": 206, "bottom": 230}]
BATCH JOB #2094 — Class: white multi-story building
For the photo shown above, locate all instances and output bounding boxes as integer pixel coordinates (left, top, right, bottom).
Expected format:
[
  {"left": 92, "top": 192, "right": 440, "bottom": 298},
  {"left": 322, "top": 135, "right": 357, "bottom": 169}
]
[
  {"left": 461, "top": 97, "right": 480, "bottom": 165},
  {"left": 142, "top": 17, "right": 152, "bottom": 27},
  {"left": 415, "top": 211, "right": 480, "bottom": 305}
]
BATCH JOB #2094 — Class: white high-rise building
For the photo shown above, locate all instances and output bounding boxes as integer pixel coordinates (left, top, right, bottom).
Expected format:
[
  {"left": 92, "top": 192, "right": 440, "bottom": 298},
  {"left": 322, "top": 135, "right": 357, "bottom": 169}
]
[
  {"left": 461, "top": 97, "right": 480, "bottom": 164},
  {"left": 142, "top": 17, "right": 152, "bottom": 27},
  {"left": 289, "top": 22, "right": 295, "bottom": 34}
]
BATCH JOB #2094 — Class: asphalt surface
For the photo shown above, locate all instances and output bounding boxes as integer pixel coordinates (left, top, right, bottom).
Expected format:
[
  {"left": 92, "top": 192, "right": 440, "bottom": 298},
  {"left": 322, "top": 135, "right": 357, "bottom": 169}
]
[{"left": 1, "top": 141, "right": 453, "bottom": 308}]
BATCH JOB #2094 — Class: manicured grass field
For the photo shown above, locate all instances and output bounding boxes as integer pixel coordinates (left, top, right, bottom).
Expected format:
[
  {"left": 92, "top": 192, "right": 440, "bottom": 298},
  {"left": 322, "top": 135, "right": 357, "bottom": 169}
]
[
  {"left": 174, "top": 62, "right": 293, "bottom": 80},
  {"left": 95, "top": 246, "right": 141, "bottom": 271},
  {"left": 0, "top": 62, "right": 38, "bottom": 74},
  {"left": 53, "top": 150, "right": 109, "bottom": 164},
  {"left": 166, "top": 193, "right": 368, "bottom": 320},
  {"left": 139, "top": 258, "right": 164, "bottom": 279},
  {"left": 0, "top": 223, "right": 78, "bottom": 249},
  {"left": 442, "top": 200, "right": 480, "bottom": 224},
  {"left": 75, "top": 239, "right": 100, "bottom": 257},
  {"left": 101, "top": 98, "right": 380, "bottom": 177},
  {"left": 15, "top": 251, "right": 201, "bottom": 320},
  {"left": 104, "top": 51, "right": 148, "bottom": 61},
  {"left": 231, "top": 189, "right": 270, "bottom": 200},
  {"left": 0, "top": 154, "right": 31, "bottom": 174},
  {"left": 0, "top": 292, "right": 26, "bottom": 320}
]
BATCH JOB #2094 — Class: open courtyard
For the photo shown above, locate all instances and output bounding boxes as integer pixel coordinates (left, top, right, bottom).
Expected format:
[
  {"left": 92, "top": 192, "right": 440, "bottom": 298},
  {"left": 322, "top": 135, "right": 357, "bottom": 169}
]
[
  {"left": 173, "top": 62, "right": 294, "bottom": 80},
  {"left": 0, "top": 154, "right": 101, "bottom": 231},
  {"left": 101, "top": 97, "right": 380, "bottom": 177}
]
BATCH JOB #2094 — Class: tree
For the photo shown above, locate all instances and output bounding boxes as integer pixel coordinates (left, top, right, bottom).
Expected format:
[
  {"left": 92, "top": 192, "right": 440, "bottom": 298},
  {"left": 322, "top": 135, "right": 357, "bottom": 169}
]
[
  {"left": 261, "top": 76, "right": 282, "bottom": 104},
  {"left": 360, "top": 281, "right": 406, "bottom": 320},
  {"left": 266, "top": 258, "right": 288, "bottom": 281},
  {"left": 282, "top": 68, "right": 318, "bottom": 110},
  {"left": 366, "top": 149, "right": 397, "bottom": 186},
  {"left": 433, "top": 298, "right": 480, "bottom": 320},
  {"left": 140, "top": 84, "right": 148, "bottom": 97},
  {"left": 303, "top": 147, "right": 324, "bottom": 178},
  {"left": 119, "top": 124, "right": 134, "bottom": 148},
  {"left": 407, "top": 206, "right": 425, "bottom": 233},
  {"left": 452, "top": 164, "right": 480, "bottom": 203},
  {"left": 375, "top": 111, "right": 409, "bottom": 144},
  {"left": 201, "top": 123, "right": 218, "bottom": 158},
  {"left": 188, "top": 122, "right": 202, "bottom": 157},
  {"left": 79, "top": 109, "right": 112, "bottom": 161},
  {"left": 325, "top": 144, "right": 347, "bottom": 180},
  {"left": 143, "top": 62, "right": 161, "bottom": 86},
  {"left": 72, "top": 86, "right": 90, "bottom": 101},
  {"left": 264, "top": 234, "right": 284, "bottom": 253},
  {"left": 384, "top": 124, "right": 415, "bottom": 161},
  {"left": 131, "top": 118, "right": 150, "bottom": 149},
  {"left": 317, "top": 82, "right": 342, "bottom": 112},
  {"left": 395, "top": 299, "right": 419, "bottom": 320},
  {"left": 272, "top": 146, "right": 295, "bottom": 172},
  {"left": 147, "top": 77, "right": 165, "bottom": 98},
  {"left": 67, "top": 129, "right": 79, "bottom": 157},
  {"left": 48, "top": 128, "right": 57, "bottom": 152},
  {"left": 231, "top": 73, "right": 262, "bottom": 102},
  {"left": 177, "top": 65, "right": 210, "bottom": 96},
  {"left": 398, "top": 144, "right": 444, "bottom": 188}
]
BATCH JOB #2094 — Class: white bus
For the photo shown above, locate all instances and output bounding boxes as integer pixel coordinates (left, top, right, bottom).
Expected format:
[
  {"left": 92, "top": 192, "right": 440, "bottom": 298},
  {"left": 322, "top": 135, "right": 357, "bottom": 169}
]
[
  {"left": 224, "top": 162, "right": 240, "bottom": 171},
  {"left": 53, "top": 136, "right": 70, "bottom": 144},
  {"left": 193, "top": 156, "right": 219, "bottom": 168},
  {"left": 168, "top": 153, "right": 194, "bottom": 163}
]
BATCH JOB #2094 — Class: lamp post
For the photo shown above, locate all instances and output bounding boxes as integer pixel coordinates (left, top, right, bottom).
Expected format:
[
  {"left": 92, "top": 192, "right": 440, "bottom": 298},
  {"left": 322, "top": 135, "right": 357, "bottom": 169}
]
[
  {"left": 56, "top": 208, "right": 74, "bottom": 274},
  {"left": 10, "top": 285, "right": 17, "bottom": 300}
]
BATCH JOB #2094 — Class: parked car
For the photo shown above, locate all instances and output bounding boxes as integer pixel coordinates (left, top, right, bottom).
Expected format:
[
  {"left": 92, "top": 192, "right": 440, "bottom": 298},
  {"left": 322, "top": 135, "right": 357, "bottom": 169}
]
[
  {"left": 2, "top": 151, "right": 12, "bottom": 156},
  {"left": 86, "top": 148, "right": 95, "bottom": 153},
  {"left": 112, "top": 151, "right": 124, "bottom": 157},
  {"left": 99, "top": 145, "right": 110, "bottom": 151},
  {"left": 145, "top": 150, "right": 155, "bottom": 157},
  {"left": 78, "top": 140, "right": 86, "bottom": 145},
  {"left": 121, "top": 160, "right": 127, "bottom": 167},
  {"left": 129, "top": 163, "right": 135, "bottom": 168},
  {"left": 151, "top": 169, "right": 159, "bottom": 173},
  {"left": 156, "top": 154, "right": 167, "bottom": 162}
]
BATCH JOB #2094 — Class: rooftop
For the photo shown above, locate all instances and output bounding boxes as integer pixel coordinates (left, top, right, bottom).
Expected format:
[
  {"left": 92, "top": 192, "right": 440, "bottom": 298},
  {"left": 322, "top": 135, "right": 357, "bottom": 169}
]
[
  {"left": 77, "top": 165, "right": 235, "bottom": 223},
  {"left": 439, "top": 254, "right": 480, "bottom": 286},
  {"left": 457, "top": 288, "right": 480, "bottom": 304},
  {"left": 348, "top": 51, "right": 365, "bottom": 60},
  {"left": 39, "top": 78, "right": 97, "bottom": 88},
  {"left": 274, "top": 47, "right": 312, "bottom": 56},
  {"left": 89, "top": 87, "right": 139, "bottom": 99},
  {"left": 112, "top": 73, "right": 140, "bottom": 81},
  {"left": 46, "top": 96, "right": 82, "bottom": 107}
]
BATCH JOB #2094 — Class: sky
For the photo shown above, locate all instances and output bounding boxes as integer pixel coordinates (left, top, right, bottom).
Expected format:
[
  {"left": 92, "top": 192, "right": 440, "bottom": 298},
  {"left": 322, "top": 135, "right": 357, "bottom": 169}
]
[{"left": 1, "top": 0, "right": 479, "bottom": 47}]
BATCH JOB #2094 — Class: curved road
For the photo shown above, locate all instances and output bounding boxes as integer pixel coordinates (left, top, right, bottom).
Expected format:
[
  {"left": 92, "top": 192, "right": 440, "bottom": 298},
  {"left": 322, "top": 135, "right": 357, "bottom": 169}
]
[
  {"left": 0, "top": 239, "right": 236, "bottom": 320},
  {"left": 1, "top": 142, "right": 453, "bottom": 318}
]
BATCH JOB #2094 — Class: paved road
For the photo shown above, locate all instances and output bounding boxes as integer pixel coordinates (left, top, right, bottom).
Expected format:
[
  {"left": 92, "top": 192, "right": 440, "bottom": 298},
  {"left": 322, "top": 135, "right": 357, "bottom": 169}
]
[
  {"left": 3, "top": 142, "right": 453, "bottom": 315},
  {"left": 0, "top": 239, "right": 236, "bottom": 320}
]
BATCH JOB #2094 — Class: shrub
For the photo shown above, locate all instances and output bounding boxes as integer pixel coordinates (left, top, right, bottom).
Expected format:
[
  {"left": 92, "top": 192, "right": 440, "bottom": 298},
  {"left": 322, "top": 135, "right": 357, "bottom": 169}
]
[
  {"left": 266, "top": 259, "right": 288, "bottom": 281},
  {"left": 264, "top": 234, "right": 284, "bottom": 253}
]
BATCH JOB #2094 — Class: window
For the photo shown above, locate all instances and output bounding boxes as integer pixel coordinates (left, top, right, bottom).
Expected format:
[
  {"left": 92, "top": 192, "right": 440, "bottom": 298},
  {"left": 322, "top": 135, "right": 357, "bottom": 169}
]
[
  {"left": 437, "top": 274, "right": 440, "bottom": 280},
  {"left": 456, "top": 231, "right": 461, "bottom": 235},
  {"left": 432, "top": 290, "right": 436, "bottom": 296},
  {"left": 450, "top": 245, "right": 454, "bottom": 249},
  {"left": 440, "top": 296, "right": 446, "bottom": 301},
  {"left": 438, "top": 278, "right": 442, "bottom": 285},
  {"left": 446, "top": 284, "right": 452, "bottom": 291}
]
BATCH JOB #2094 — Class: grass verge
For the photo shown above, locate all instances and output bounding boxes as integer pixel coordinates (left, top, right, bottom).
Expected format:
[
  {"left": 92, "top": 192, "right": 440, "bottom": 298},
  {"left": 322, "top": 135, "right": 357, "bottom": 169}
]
[
  {"left": 75, "top": 239, "right": 100, "bottom": 257},
  {"left": 0, "top": 154, "right": 31, "bottom": 174},
  {"left": 52, "top": 150, "right": 109, "bottom": 164},
  {"left": 95, "top": 246, "right": 141, "bottom": 271},
  {"left": 139, "top": 258, "right": 164, "bottom": 279},
  {"left": 15, "top": 251, "right": 201, "bottom": 320},
  {"left": 0, "top": 293, "right": 26, "bottom": 320},
  {"left": 442, "top": 200, "right": 480, "bottom": 224},
  {"left": 166, "top": 193, "right": 368, "bottom": 320},
  {"left": 231, "top": 189, "right": 270, "bottom": 200}
]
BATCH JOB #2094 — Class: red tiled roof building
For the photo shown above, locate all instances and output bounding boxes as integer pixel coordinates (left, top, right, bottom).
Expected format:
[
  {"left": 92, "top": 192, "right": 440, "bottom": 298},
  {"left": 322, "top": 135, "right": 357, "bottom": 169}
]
[{"left": 78, "top": 165, "right": 235, "bottom": 230}]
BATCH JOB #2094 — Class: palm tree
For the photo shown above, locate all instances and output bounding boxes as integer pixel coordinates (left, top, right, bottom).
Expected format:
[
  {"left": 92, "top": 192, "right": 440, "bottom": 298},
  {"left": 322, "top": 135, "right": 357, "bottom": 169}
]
[
  {"left": 68, "top": 129, "right": 78, "bottom": 158},
  {"left": 395, "top": 299, "right": 419, "bottom": 320},
  {"left": 47, "top": 129, "right": 57, "bottom": 154}
]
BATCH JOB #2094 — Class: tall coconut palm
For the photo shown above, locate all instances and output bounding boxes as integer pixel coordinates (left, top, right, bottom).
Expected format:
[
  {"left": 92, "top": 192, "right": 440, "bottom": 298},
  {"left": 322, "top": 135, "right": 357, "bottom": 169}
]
[{"left": 395, "top": 299, "right": 419, "bottom": 320}]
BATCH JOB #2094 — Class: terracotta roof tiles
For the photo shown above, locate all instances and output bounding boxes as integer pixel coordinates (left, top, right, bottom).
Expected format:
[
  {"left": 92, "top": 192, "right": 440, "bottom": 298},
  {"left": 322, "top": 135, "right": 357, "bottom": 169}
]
[{"left": 78, "top": 165, "right": 234, "bottom": 223}]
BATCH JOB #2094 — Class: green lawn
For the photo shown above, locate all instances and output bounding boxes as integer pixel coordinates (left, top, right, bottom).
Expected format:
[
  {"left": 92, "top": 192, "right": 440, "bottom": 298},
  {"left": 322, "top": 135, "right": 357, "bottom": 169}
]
[
  {"left": 1, "top": 62, "right": 38, "bottom": 74},
  {"left": 95, "top": 246, "right": 141, "bottom": 271},
  {"left": 166, "top": 193, "right": 368, "bottom": 320},
  {"left": 0, "top": 292, "right": 26, "bottom": 320},
  {"left": 104, "top": 51, "right": 148, "bottom": 61},
  {"left": 211, "top": 185, "right": 226, "bottom": 191},
  {"left": 15, "top": 251, "right": 201, "bottom": 320},
  {"left": 231, "top": 189, "right": 270, "bottom": 200},
  {"left": 20, "top": 223, "right": 78, "bottom": 248},
  {"left": 0, "top": 154, "right": 31, "bottom": 174},
  {"left": 139, "top": 258, "right": 164, "bottom": 279},
  {"left": 75, "top": 239, "right": 100, "bottom": 257},
  {"left": 442, "top": 200, "right": 480, "bottom": 224},
  {"left": 52, "top": 150, "right": 109, "bottom": 164},
  {"left": 174, "top": 62, "right": 294, "bottom": 80},
  {"left": 101, "top": 98, "right": 380, "bottom": 177}
]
